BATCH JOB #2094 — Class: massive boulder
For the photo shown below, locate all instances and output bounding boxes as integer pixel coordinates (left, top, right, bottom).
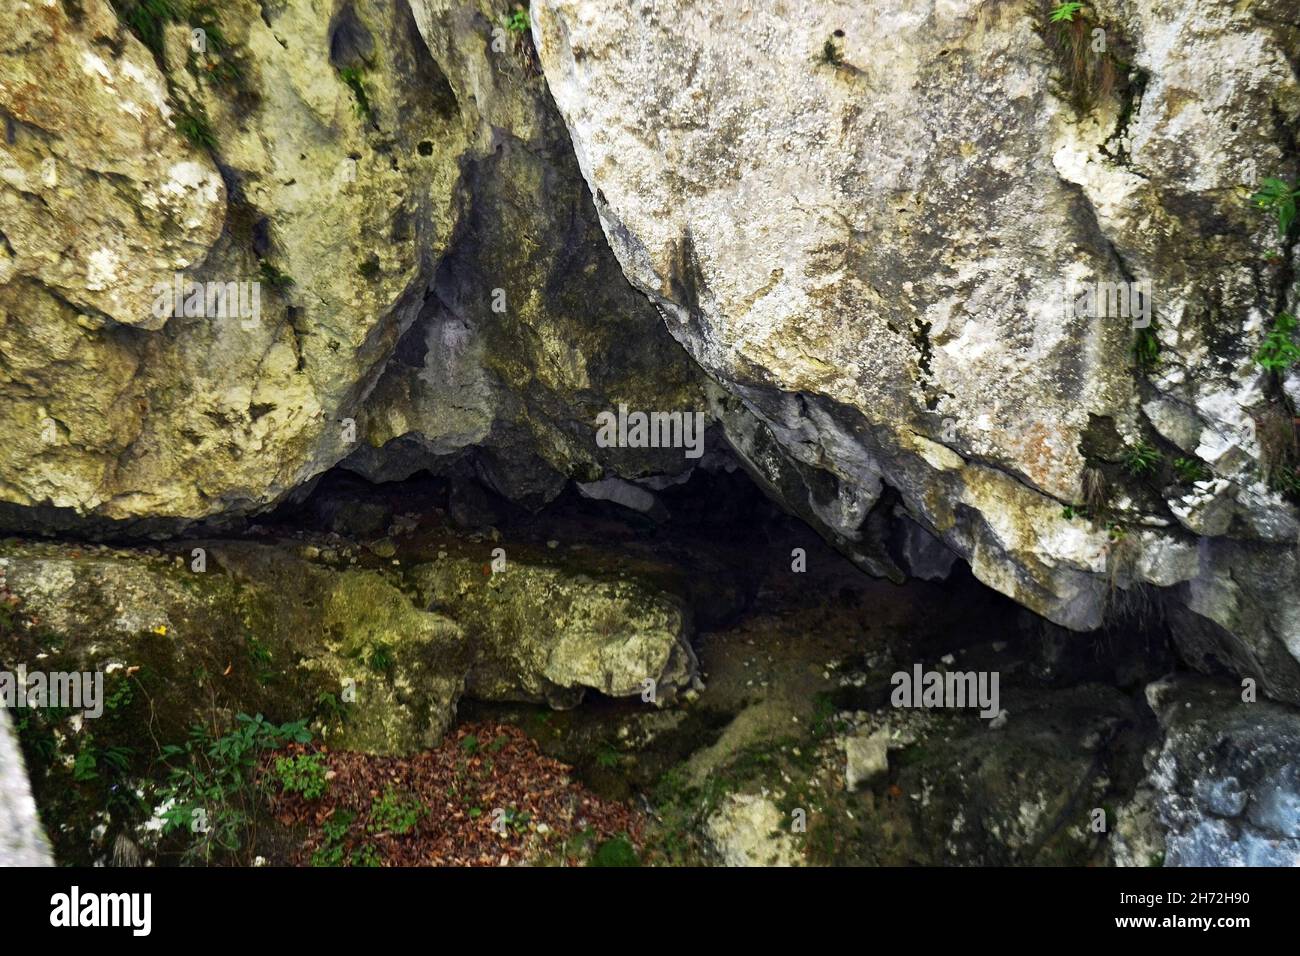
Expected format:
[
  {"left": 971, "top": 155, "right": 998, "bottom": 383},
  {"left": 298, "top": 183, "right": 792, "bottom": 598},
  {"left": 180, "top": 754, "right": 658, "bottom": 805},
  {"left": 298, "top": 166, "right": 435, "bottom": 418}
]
[
  {"left": 1, "top": 0, "right": 448, "bottom": 525},
  {"left": 410, "top": 547, "right": 697, "bottom": 707},
  {"left": 0, "top": 0, "right": 707, "bottom": 532},
  {"left": 0, "top": 531, "right": 697, "bottom": 863},
  {"left": 532, "top": 0, "right": 1300, "bottom": 698}
]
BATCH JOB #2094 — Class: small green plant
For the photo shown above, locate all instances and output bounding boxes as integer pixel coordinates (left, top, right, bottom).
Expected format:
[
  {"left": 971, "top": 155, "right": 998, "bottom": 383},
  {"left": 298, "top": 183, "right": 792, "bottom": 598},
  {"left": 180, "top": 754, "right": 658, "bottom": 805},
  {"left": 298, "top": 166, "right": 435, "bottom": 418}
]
[
  {"left": 186, "top": 2, "right": 248, "bottom": 92},
  {"left": 70, "top": 731, "right": 136, "bottom": 784},
  {"left": 1133, "top": 324, "right": 1159, "bottom": 370},
  {"left": 1123, "top": 440, "right": 1162, "bottom": 477},
  {"left": 503, "top": 8, "right": 529, "bottom": 34},
  {"left": 1106, "top": 522, "right": 1127, "bottom": 542},
  {"left": 498, "top": 806, "right": 532, "bottom": 834},
  {"left": 1254, "top": 398, "right": 1299, "bottom": 497},
  {"left": 103, "top": 744, "right": 135, "bottom": 772},
  {"left": 1038, "top": 0, "right": 1121, "bottom": 116},
  {"left": 1061, "top": 504, "right": 1089, "bottom": 520},
  {"left": 1273, "top": 466, "right": 1300, "bottom": 496},
  {"left": 73, "top": 736, "right": 100, "bottom": 783},
  {"left": 459, "top": 733, "right": 480, "bottom": 754},
  {"left": 1049, "top": 1, "right": 1085, "bottom": 22},
  {"left": 1172, "top": 457, "right": 1209, "bottom": 484},
  {"left": 274, "top": 752, "right": 328, "bottom": 800},
  {"left": 102, "top": 677, "right": 135, "bottom": 716},
  {"left": 311, "top": 809, "right": 356, "bottom": 867},
  {"left": 366, "top": 643, "right": 395, "bottom": 675},
  {"left": 176, "top": 108, "right": 216, "bottom": 150},
  {"left": 1256, "top": 313, "right": 1300, "bottom": 373},
  {"left": 368, "top": 787, "right": 423, "bottom": 835},
  {"left": 810, "top": 691, "right": 844, "bottom": 738},
  {"left": 595, "top": 744, "right": 621, "bottom": 769},
  {"left": 111, "top": 0, "right": 182, "bottom": 57},
  {"left": 338, "top": 66, "right": 372, "bottom": 120},
  {"left": 350, "top": 844, "right": 383, "bottom": 867},
  {"left": 13, "top": 707, "right": 74, "bottom": 766},
  {"left": 1252, "top": 178, "right": 1299, "bottom": 241},
  {"left": 156, "top": 713, "right": 311, "bottom": 865},
  {"left": 314, "top": 690, "right": 347, "bottom": 724},
  {"left": 245, "top": 634, "right": 274, "bottom": 683},
  {"left": 189, "top": 3, "right": 230, "bottom": 53},
  {"left": 499, "top": 6, "right": 540, "bottom": 76}
]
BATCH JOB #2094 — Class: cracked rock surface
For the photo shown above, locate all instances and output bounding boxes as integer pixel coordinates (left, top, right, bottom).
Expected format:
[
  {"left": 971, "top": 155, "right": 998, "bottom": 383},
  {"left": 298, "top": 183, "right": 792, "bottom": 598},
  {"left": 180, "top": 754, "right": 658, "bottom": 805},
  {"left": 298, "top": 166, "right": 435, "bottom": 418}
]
[{"left": 533, "top": 0, "right": 1300, "bottom": 698}]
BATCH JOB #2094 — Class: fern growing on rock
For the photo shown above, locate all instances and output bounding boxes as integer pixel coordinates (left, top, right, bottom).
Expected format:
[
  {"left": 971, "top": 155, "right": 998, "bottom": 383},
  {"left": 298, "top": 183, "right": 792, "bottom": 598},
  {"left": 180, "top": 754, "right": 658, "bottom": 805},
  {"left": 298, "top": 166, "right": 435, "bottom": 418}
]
[
  {"left": 1036, "top": 0, "right": 1125, "bottom": 116},
  {"left": 1122, "top": 440, "right": 1161, "bottom": 477}
]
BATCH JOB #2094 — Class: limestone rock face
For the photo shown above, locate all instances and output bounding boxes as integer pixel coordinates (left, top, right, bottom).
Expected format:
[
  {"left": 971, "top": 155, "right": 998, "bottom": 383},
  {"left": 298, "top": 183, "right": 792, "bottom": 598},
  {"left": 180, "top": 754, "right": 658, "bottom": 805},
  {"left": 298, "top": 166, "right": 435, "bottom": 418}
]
[
  {"left": 2, "top": 0, "right": 1299, "bottom": 710},
  {"left": 533, "top": 0, "right": 1300, "bottom": 696},
  {"left": 0, "top": 708, "right": 52, "bottom": 867},
  {"left": 0, "top": 0, "right": 707, "bottom": 529},
  {"left": 361, "top": 0, "right": 710, "bottom": 506},
  {"left": 0, "top": 1, "right": 226, "bottom": 327},
  {"left": 1, "top": 0, "right": 455, "bottom": 524}
]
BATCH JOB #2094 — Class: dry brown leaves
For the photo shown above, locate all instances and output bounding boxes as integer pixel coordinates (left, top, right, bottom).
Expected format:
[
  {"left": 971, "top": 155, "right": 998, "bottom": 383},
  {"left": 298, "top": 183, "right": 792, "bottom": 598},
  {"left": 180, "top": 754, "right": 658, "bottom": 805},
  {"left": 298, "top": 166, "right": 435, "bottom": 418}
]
[{"left": 262, "top": 721, "right": 644, "bottom": 867}]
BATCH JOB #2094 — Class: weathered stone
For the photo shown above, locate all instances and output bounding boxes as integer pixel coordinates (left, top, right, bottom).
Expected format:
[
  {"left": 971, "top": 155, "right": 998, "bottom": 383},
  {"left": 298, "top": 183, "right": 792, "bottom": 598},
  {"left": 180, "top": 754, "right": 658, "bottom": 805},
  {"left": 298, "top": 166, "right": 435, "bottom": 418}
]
[
  {"left": 532, "top": 0, "right": 1300, "bottom": 699},
  {"left": 3, "top": 529, "right": 698, "bottom": 742},
  {"left": 705, "top": 792, "right": 802, "bottom": 867},
  {"left": 1, "top": 538, "right": 467, "bottom": 756},
  {"left": 843, "top": 729, "right": 890, "bottom": 791},
  {"left": 1146, "top": 676, "right": 1300, "bottom": 866},
  {"left": 0, "top": 707, "right": 52, "bottom": 866},
  {"left": 0, "top": 0, "right": 709, "bottom": 531},
  {"left": 410, "top": 546, "right": 697, "bottom": 707},
  {"left": 0, "top": 1, "right": 225, "bottom": 327},
  {"left": 892, "top": 513, "right": 958, "bottom": 582},
  {"left": 1111, "top": 783, "right": 1166, "bottom": 868}
]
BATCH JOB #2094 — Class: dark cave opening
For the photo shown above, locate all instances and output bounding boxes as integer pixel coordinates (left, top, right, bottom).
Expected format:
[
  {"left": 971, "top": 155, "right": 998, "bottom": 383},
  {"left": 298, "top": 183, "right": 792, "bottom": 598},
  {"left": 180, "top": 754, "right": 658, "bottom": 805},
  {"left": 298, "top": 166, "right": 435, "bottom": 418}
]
[
  {"left": 251, "top": 455, "right": 1183, "bottom": 827},
  {"left": 263, "top": 455, "right": 1180, "bottom": 693}
]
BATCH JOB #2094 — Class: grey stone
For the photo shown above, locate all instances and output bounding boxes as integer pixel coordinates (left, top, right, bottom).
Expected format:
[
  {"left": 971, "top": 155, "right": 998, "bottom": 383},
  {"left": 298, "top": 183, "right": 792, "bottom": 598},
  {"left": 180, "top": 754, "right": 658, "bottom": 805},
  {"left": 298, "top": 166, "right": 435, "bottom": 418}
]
[
  {"left": 1146, "top": 676, "right": 1300, "bottom": 866},
  {"left": 1194, "top": 776, "right": 1247, "bottom": 819},
  {"left": 844, "top": 729, "right": 890, "bottom": 791},
  {"left": 534, "top": 0, "right": 1300, "bottom": 701},
  {"left": 0, "top": 708, "right": 52, "bottom": 866}
]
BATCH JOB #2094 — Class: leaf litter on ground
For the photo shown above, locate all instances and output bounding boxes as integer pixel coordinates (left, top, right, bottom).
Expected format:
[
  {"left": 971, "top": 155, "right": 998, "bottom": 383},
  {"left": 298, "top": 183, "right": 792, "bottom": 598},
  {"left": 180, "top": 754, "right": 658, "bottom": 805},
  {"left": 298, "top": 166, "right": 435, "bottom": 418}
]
[{"left": 262, "top": 722, "right": 643, "bottom": 866}]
